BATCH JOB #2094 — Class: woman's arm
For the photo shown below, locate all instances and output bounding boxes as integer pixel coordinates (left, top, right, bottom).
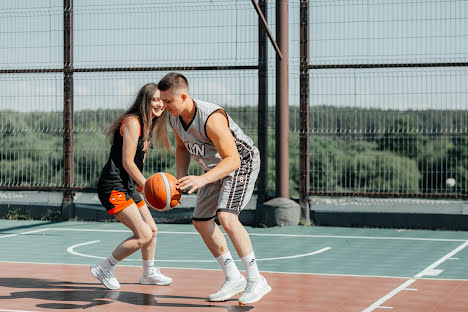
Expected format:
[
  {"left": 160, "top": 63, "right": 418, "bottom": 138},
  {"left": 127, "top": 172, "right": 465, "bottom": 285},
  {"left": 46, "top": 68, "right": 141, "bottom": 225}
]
[
  {"left": 174, "top": 130, "right": 191, "bottom": 179},
  {"left": 121, "top": 118, "right": 147, "bottom": 189}
]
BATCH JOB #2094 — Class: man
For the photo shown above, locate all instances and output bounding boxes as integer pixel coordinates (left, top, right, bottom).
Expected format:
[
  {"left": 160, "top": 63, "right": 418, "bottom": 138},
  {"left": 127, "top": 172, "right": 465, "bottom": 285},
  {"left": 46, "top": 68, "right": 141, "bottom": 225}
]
[{"left": 158, "top": 72, "right": 271, "bottom": 305}]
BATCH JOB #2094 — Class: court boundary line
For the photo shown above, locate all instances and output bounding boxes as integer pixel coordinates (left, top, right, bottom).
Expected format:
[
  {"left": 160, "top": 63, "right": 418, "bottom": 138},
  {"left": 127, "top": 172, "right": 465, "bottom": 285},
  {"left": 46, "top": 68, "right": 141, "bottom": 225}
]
[
  {"left": 362, "top": 240, "right": 468, "bottom": 312},
  {"left": 1, "top": 227, "right": 467, "bottom": 242},
  {"left": 66, "top": 239, "right": 332, "bottom": 262},
  {"left": 1, "top": 260, "right": 468, "bottom": 281}
]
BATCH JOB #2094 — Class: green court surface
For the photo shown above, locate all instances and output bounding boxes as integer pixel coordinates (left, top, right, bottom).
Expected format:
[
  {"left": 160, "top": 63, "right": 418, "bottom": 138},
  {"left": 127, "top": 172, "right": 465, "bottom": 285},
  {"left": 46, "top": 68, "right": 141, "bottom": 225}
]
[{"left": 1, "top": 220, "right": 468, "bottom": 280}]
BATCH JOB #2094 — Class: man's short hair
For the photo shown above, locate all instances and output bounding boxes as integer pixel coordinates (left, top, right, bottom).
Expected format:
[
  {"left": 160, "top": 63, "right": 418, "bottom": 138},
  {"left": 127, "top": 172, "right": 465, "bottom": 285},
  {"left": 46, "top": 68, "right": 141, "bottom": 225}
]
[{"left": 158, "top": 72, "right": 189, "bottom": 92}]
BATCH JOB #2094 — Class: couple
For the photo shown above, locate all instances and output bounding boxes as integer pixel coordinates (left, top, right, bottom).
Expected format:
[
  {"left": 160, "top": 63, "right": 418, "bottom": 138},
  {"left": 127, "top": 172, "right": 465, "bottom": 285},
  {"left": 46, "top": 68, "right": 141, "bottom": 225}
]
[{"left": 91, "top": 72, "right": 271, "bottom": 305}]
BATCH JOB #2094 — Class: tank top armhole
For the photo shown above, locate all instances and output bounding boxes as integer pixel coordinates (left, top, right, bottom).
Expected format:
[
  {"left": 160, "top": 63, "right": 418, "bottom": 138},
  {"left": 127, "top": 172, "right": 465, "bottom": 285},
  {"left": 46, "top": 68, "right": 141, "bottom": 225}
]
[
  {"left": 204, "top": 109, "right": 229, "bottom": 141},
  {"left": 120, "top": 117, "right": 142, "bottom": 137}
]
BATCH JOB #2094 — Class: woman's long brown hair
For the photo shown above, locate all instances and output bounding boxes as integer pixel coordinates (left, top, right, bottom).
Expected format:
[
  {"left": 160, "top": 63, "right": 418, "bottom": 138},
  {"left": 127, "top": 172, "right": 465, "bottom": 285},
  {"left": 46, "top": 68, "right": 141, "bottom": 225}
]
[{"left": 106, "top": 83, "right": 172, "bottom": 153}]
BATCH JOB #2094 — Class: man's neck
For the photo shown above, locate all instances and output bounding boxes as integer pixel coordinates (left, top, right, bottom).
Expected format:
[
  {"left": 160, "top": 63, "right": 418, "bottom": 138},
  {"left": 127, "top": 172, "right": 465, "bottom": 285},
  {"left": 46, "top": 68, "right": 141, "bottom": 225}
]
[{"left": 180, "top": 98, "right": 195, "bottom": 126}]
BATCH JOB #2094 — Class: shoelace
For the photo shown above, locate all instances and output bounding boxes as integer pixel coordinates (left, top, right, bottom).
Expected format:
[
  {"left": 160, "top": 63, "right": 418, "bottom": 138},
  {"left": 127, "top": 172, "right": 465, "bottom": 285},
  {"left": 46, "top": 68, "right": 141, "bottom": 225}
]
[
  {"left": 244, "top": 280, "right": 255, "bottom": 293},
  {"left": 146, "top": 267, "right": 162, "bottom": 276},
  {"left": 100, "top": 268, "right": 115, "bottom": 281}
]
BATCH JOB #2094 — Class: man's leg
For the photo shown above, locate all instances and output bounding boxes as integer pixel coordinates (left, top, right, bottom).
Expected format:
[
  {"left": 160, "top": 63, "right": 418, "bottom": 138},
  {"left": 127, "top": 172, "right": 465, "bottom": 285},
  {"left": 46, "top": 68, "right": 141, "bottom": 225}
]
[
  {"left": 217, "top": 213, "right": 271, "bottom": 305},
  {"left": 193, "top": 218, "right": 246, "bottom": 301}
]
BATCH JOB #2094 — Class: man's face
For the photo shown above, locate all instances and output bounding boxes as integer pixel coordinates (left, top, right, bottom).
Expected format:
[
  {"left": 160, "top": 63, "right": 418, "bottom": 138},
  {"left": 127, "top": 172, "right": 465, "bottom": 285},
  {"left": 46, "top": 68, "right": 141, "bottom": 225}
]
[{"left": 160, "top": 89, "right": 184, "bottom": 116}]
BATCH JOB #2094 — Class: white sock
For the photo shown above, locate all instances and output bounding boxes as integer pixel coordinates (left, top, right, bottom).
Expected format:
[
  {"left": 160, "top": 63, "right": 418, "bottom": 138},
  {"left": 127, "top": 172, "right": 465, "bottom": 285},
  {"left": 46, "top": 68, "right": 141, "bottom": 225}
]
[
  {"left": 241, "top": 252, "right": 261, "bottom": 280},
  {"left": 216, "top": 252, "right": 242, "bottom": 281},
  {"left": 143, "top": 259, "right": 155, "bottom": 275},
  {"left": 101, "top": 254, "right": 119, "bottom": 271}
]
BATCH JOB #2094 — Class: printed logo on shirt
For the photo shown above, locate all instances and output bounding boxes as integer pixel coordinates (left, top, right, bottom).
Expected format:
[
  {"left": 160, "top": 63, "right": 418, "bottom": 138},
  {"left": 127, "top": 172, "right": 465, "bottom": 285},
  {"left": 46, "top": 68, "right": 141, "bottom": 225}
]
[{"left": 185, "top": 142, "right": 205, "bottom": 157}]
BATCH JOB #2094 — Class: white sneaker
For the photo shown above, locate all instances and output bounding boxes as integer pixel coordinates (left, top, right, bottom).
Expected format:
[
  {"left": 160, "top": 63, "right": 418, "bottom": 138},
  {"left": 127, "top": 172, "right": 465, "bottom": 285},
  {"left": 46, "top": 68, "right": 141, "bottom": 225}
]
[
  {"left": 239, "top": 275, "right": 271, "bottom": 305},
  {"left": 140, "top": 268, "right": 173, "bottom": 286},
  {"left": 90, "top": 264, "right": 120, "bottom": 290},
  {"left": 208, "top": 276, "right": 247, "bottom": 302}
]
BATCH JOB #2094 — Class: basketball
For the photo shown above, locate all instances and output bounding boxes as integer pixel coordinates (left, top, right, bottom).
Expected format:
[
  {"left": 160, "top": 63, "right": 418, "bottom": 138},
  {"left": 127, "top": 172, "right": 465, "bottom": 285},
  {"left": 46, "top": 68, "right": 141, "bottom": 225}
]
[{"left": 143, "top": 172, "right": 181, "bottom": 211}]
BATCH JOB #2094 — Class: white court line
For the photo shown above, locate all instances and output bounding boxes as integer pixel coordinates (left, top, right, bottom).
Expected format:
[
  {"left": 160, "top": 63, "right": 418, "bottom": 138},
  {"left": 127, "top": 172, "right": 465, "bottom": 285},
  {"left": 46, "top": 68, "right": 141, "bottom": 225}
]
[
  {"left": 25, "top": 228, "right": 468, "bottom": 242},
  {"left": 0, "top": 228, "right": 49, "bottom": 239},
  {"left": 67, "top": 240, "right": 331, "bottom": 262},
  {"left": 362, "top": 240, "right": 468, "bottom": 312},
  {"left": 0, "top": 234, "right": 18, "bottom": 239}
]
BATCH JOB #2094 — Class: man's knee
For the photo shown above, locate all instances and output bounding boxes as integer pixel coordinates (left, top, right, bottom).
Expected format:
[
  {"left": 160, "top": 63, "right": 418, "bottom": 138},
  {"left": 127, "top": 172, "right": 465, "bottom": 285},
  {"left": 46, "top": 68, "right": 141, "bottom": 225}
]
[
  {"left": 193, "top": 219, "right": 211, "bottom": 231},
  {"left": 217, "top": 212, "right": 240, "bottom": 233}
]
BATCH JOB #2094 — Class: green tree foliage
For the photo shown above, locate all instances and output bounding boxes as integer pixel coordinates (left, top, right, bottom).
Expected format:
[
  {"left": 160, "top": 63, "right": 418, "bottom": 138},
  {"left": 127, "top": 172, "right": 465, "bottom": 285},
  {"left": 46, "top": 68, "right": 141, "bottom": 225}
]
[{"left": 0, "top": 107, "right": 465, "bottom": 198}]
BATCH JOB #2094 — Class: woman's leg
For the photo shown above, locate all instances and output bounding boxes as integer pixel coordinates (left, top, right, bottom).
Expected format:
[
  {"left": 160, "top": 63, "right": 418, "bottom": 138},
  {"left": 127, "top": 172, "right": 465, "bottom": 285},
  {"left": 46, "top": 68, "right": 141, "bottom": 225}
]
[
  {"left": 91, "top": 203, "right": 152, "bottom": 290},
  {"left": 137, "top": 204, "right": 173, "bottom": 285},
  {"left": 138, "top": 204, "right": 158, "bottom": 260},
  {"left": 112, "top": 203, "right": 153, "bottom": 260}
]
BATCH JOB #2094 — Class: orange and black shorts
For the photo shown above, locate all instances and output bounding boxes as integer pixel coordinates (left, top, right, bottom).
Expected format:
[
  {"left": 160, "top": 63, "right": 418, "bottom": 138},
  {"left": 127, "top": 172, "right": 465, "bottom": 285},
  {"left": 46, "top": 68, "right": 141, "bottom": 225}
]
[{"left": 97, "top": 184, "right": 145, "bottom": 215}]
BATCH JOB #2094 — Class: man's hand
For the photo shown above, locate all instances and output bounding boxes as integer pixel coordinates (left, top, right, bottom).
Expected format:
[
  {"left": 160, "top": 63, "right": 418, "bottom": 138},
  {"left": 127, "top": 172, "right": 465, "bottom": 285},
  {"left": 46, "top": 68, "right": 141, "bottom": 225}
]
[{"left": 176, "top": 175, "right": 209, "bottom": 194}]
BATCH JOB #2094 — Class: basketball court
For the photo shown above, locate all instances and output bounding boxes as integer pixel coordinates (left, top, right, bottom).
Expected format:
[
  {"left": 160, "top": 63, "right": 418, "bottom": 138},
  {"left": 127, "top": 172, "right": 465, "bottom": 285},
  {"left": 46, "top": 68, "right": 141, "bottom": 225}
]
[{"left": 1, "top": 219, "right": 468, "bottom": 311}]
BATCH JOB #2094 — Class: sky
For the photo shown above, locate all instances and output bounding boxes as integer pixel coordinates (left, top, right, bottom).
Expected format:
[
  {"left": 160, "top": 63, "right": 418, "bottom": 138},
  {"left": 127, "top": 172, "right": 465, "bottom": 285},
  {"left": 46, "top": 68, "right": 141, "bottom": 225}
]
[{"left": 0, "top": 0, "right": 467, "bottom": 116}]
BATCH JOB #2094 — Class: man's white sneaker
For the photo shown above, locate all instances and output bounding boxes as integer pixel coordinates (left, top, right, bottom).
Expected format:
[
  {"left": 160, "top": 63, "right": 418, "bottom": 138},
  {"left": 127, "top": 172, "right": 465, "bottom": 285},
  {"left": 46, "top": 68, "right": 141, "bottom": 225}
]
[
  {"left": 90, "top": 264, "right": 120, "bottom": 290},
  {"left": 140, "top": 268, "right": 173, "bottom": 285},
  {"left": 208, "top": 276, "right": 247, "bottom": 302},
  {"left": 238, "top": 275, "right": 271, "bottom": 305}
]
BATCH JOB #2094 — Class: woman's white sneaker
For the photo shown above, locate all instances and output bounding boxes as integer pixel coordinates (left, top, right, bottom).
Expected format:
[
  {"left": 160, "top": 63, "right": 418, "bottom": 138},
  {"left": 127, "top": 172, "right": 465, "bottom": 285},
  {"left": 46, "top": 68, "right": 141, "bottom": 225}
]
[
  {"left": 90, "top": 264, "right": 120, "bottom": 290},
  {"left": 208, "top": 276, "right": 247, "bottom": 302},
  {"left": 238, "top": 275, "right": 271, "bottom": 305},
  {"left": 140, "top": 268, "right": 173, "bottom": 285}
]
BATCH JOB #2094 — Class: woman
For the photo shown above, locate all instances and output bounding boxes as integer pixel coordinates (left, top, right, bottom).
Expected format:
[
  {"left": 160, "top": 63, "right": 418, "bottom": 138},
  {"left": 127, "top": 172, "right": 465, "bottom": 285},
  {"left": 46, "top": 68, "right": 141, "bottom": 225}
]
[{"left": 91, "top": 83, "right": 172, "bottom": 290}]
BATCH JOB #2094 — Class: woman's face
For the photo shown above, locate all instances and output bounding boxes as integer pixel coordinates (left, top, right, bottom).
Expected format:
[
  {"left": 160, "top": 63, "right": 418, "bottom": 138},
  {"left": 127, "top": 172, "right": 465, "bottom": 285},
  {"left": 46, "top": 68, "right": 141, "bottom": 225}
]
[{"left": 151, "top": 89, "right": 165, "bottom": 118}]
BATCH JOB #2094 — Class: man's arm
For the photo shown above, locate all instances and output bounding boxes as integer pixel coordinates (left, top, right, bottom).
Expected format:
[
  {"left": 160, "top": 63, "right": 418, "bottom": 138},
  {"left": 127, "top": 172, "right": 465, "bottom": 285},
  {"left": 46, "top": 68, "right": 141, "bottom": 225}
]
[{"left": 177, "top": 110, "right": 240, "bottom": 194}]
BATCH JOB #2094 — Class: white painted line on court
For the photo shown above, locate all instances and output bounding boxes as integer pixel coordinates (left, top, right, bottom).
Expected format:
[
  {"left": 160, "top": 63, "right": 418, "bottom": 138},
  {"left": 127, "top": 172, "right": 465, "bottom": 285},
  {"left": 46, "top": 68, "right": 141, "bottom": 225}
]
[
  {"left": 0, "top": 234, "right": 18, "bottom": 239},
  {"left": 415, "top": 241, "right": 468, "bottom": 278},
  {"left": 67, "top": 240, "right": 331, "bottom": 263},
  {"left": 256, "top": 247, "right": 331, "bottom": 261},
  {"left": 38, "top": 227, "right": 468, "bottom": 242},
  {"left": 0, "top": 228, "right": 49, "bottom": 239},
  {"left": 248, "top": 233, "right": 467, "bottom": 242},
  {"left": 66, "top": 240, "right": 102, "bottom": 259},
  {"left": 449, "top": 257, "right": 459, "bottom": 260},
  {"left": 362, "top": 240, "right": 468, "bottom": 312},
  {"left": 21, "top": 229, "right": 49, "bottom": 235},
  {"left": 421, "top": 269, "right": 443, "bottom": 276},
  {"left": 362, "top": 279, "right": 417, "bottom": 312},
  {"left": 376, "top": 307, "right": 393, "bottom": 309}
]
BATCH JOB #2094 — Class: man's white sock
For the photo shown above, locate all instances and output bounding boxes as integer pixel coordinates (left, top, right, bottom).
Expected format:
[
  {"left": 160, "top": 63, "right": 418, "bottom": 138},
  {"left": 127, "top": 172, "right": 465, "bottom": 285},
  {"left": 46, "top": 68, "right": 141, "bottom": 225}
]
[
  {"left": 241, "top": 252, "right": 261, "bottom": 280},
  {"left": 216, "top": 251, "right": 243, "bottom": 281}
]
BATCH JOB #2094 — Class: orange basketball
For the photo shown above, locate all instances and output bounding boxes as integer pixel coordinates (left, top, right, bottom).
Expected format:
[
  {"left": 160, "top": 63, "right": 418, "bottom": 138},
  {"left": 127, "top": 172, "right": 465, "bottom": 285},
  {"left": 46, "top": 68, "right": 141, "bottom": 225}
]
[{"left": 143, "top": 172, "right": 181, "bottom": 211}]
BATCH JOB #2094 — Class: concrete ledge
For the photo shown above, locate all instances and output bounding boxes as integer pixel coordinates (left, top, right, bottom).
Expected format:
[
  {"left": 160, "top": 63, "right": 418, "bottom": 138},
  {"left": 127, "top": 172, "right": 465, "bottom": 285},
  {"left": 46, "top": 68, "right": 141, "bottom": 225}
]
[
  {"left": 0, "top": 191, "right": 62, "bottom": 207},
  {"left": 311, "top": 197, "right": 468, "bottom": 215},
  {"left": 311, "top": 197, "right": 468, "bottom": 230}
]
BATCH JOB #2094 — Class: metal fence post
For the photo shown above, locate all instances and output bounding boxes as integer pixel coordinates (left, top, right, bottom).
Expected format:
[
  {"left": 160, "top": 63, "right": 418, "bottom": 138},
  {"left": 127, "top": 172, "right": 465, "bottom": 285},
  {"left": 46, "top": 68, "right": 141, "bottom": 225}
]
[
  {"left": 276, "top": 0, "right": 289, "bottom": 198},
  {"left": 62, "top": 0, "right": 74, "bottom": 219},
  {"left": 257, "top": 0, "right": 268, "bottom": 208},
  {"left": 299, "top": 0, "right": 311, "bottom": 224}
]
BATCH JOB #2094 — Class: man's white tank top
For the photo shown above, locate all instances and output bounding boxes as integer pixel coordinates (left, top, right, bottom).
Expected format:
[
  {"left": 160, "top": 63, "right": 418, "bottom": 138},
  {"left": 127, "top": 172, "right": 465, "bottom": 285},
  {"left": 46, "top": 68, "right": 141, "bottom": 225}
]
[{"left": 169, "top": 99, "right": 258, "bottom": 175}]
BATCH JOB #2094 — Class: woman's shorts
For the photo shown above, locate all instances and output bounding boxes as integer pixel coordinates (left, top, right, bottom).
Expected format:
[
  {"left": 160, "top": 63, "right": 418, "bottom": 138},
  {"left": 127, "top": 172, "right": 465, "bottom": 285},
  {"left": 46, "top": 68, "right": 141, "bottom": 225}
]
[{"left": 97, "top": 183, "right": 145, "bottom": 215}]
